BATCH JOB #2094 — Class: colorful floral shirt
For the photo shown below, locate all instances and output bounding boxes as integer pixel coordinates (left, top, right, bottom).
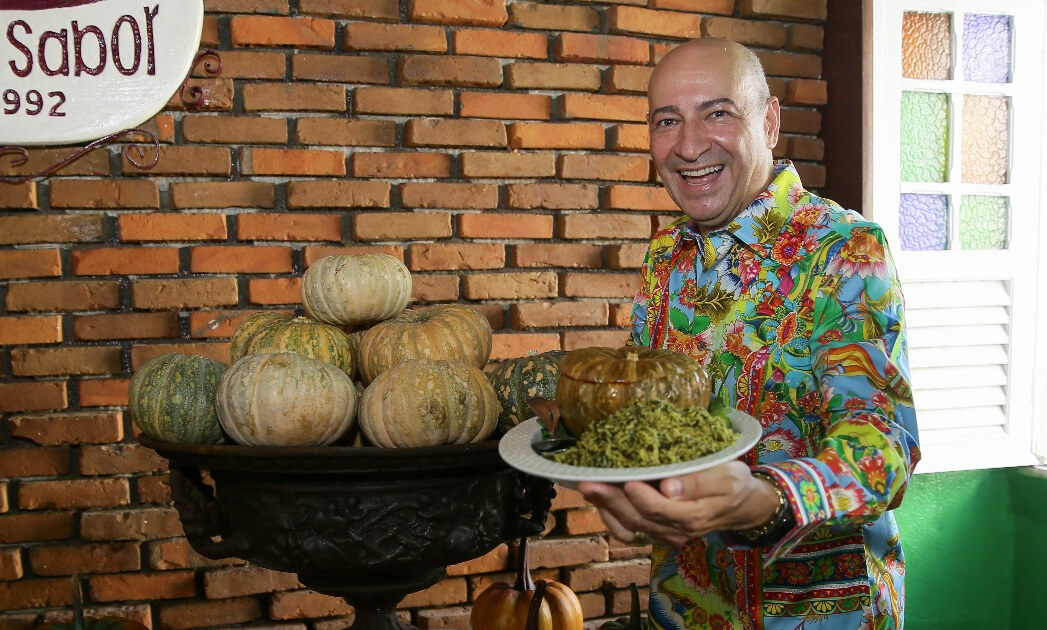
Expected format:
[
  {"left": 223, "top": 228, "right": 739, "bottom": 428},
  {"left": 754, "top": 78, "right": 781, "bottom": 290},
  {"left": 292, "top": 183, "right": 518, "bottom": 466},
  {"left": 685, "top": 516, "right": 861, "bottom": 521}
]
[{"left": 630, "top": 162, "right": 921, "bottom": 630}]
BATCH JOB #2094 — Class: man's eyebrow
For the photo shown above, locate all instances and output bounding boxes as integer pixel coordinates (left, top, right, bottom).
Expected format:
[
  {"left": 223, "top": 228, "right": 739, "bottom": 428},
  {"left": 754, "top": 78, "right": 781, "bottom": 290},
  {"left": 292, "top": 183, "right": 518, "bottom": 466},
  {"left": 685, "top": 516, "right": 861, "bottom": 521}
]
[{"left": 649, "top": 98, "right": 737, "bottom": 118}]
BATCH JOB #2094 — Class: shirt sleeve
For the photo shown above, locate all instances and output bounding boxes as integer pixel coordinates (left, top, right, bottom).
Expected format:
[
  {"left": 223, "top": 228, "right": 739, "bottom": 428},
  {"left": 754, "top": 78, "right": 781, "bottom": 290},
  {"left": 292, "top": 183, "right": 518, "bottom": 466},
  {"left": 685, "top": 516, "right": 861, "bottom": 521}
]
[
  {"left": 748, "top": 225, "right": 921, "bottom": 563},
  {"left": 629, "top": 248, "right": 654, "bottom": 347}
]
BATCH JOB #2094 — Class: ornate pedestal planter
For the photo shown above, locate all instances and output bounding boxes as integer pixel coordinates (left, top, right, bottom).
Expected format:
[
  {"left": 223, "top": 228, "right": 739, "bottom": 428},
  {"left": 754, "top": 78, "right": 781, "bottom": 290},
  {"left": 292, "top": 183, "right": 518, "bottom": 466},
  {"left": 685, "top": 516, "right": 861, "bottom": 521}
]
[{"left": 141, "top": 437, "right": 555, "bottom": 630}]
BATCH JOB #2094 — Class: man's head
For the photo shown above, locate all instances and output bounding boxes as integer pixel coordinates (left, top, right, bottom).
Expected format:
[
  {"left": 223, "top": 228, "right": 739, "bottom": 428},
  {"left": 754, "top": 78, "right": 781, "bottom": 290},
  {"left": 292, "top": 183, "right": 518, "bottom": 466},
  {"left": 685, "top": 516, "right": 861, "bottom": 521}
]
[{"left": 647, "top": 38, "right": 780, "bottom": 232}]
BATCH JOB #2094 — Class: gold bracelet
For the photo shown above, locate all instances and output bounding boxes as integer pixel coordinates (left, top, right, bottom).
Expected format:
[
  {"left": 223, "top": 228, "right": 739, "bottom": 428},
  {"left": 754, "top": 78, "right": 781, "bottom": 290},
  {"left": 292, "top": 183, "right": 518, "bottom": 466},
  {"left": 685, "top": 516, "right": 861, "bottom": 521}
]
[{"left": 737, "top": 470, "right": 790, "bottom": 542}]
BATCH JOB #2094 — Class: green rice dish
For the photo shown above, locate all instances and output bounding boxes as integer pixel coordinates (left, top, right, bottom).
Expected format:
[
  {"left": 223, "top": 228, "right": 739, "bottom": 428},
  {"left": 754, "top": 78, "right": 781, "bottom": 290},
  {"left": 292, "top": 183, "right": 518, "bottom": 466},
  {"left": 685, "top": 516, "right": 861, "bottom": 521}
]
[{"left": 551, "top": 399, "right": 737, "bottom": 468}]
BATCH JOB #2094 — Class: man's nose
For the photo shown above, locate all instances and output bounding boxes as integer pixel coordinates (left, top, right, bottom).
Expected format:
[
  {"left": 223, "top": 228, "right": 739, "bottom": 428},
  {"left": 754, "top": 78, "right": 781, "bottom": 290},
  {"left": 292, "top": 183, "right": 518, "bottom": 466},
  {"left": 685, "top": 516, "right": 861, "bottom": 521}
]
[{"left": 673, "top": 121, "right": 707, "bottom": 162}]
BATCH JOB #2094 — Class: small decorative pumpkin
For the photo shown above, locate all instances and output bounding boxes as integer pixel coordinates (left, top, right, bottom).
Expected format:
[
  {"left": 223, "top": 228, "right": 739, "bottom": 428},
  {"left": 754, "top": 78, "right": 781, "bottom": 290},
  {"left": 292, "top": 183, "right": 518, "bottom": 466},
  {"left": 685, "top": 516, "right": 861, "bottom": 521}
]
[
  {"left": 488, "top": 350, "right": 566, "bottom": 434},
  {"left": 239, "top": 314, "right": 354, "bottom": 376},
  {"left": 216, "top": 352, "right": 357, "bottom": 446},
  {"left": 128, "top": 353, "right": 226, "bottom": 444},
  {"left": 555, "top": 346, "right": 711, "bottom": 436},
  {"left": 357, "top": 359, "right": 498, "bottom": 447},
  {"left": 470, "top": 536, "right": 584, "bottom": 630},
  {"left": 599, "top": 583, "right": 648, "bottom": 630},
  {"left": 357, "top": 303, "right": 492, "bottom": 383},
  {"left": 36, "top": 577, "right": 150, "bottom": 630},
  {"left": 301, "top": 253, "right": 412, "bottom": 326},
  {"left": 229, "top": 311, "right": 287, "bottom": 361}
]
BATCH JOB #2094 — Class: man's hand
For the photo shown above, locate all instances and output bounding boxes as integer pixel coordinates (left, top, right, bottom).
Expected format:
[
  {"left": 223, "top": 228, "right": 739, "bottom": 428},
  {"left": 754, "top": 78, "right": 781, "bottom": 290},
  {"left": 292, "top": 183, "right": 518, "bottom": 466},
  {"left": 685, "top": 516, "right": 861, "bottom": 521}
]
[{"left": 577, "top": 461, "right": 782, "bottom": 547}]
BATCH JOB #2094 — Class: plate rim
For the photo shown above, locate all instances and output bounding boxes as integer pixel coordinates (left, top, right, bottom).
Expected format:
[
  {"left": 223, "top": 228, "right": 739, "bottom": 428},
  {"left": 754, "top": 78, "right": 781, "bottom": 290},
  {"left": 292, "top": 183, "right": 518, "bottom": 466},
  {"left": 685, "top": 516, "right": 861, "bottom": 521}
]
[{"left": 497, "top": 407, "right": 762, "bottom": 487}]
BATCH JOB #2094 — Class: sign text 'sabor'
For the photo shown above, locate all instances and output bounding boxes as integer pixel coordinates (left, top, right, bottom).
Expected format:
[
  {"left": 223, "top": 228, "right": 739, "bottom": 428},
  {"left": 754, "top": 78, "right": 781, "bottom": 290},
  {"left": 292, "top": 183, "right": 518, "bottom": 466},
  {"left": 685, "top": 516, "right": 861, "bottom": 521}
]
[{"left": 0, "top": 0, "right": 204, "bottom": 145}]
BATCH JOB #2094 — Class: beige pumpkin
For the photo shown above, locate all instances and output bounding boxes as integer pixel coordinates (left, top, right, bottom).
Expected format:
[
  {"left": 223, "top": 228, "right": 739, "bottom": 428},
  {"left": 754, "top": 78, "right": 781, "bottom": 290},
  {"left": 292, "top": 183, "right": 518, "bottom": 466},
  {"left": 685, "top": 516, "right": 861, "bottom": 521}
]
[
  {"left": 241, "top": 315, "right": 354, "bottom": 377},
  {"left": 357, "top": 303, "right": 492, "bottom": 383},
  {"left": 216, "top": 352, "right": 357, "bottom": 446},
  {"left": 302, "top": 254, "right": 412, "bottom": 326},
  {"left": 358, "top": 359, "right": 498, "bottom": 447}
]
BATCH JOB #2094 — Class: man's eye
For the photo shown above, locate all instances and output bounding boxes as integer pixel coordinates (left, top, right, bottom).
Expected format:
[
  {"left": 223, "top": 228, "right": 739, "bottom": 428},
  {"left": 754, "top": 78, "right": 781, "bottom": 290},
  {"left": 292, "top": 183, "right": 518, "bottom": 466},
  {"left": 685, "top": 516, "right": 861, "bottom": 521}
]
[
  {"left": 654, "top": 118, "right": 677, "bottom": 127},
  {"left": 710, "top": 110, "right": 729, "bottom": 118}
]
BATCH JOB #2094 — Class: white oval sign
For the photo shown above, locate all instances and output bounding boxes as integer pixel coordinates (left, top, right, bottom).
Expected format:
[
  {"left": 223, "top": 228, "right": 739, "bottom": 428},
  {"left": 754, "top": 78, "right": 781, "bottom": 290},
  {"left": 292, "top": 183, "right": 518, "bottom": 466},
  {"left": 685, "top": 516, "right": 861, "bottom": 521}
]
[{"left": 0, "top": 0, "right": 204, "bottom": 145}]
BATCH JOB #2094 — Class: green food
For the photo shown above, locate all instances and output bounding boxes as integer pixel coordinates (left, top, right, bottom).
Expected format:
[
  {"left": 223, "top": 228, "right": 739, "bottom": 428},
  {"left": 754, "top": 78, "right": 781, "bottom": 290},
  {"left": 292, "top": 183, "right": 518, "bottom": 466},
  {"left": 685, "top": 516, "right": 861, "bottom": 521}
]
[{"left": 551, "top": 399, "right": 737, "bottom": 468}]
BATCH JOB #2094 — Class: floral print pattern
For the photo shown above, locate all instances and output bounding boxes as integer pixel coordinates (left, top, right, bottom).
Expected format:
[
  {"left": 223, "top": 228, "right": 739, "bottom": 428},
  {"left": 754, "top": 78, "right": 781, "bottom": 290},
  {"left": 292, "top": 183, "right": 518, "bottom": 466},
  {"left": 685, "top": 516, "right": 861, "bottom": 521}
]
[{"left": 633, "top": 162, "right": 920, "bottom": 630}]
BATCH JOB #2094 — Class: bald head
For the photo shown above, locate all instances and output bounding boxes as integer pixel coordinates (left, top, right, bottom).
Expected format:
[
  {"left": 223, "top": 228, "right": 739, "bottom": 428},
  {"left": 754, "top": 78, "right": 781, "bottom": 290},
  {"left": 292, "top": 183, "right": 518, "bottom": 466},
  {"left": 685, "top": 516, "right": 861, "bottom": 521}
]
[{"left": 650, "top": 38, "right": 771, "bottom": 112}]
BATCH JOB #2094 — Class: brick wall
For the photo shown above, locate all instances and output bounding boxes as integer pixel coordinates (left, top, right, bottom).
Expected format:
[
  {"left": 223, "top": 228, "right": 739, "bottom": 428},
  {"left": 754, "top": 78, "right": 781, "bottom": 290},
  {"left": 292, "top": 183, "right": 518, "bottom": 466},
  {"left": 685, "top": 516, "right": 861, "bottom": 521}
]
[{"left": 0, "top": 0, "right": 828, "bottom": 628}]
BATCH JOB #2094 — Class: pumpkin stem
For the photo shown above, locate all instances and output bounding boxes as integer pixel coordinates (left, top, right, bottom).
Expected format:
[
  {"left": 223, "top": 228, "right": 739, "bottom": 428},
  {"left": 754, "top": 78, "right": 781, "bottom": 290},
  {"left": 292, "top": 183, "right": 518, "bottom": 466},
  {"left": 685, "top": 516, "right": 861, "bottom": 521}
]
[
  {"left": 72, "top": 575, "right": 85, "bottom": 630},
  {"left": 524, "top": 579, "right": 548, "bottom": 630},
  {"left": 627, "top": 582, "right": 641, "bottom": 628},
  {"left": 513, "top": 535, "right": 535, "bottom": 592}
]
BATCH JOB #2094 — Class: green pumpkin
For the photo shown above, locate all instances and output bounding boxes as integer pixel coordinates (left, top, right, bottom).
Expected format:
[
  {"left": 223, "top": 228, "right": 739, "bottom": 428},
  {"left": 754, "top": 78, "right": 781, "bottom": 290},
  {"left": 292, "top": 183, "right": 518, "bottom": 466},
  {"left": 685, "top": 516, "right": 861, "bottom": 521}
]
[
  {"left": 488, "top": 350, "right": 565, "bottom": 434},
  {"left": 598, "top": 583, "right": 648, "bottom": 630},
  {"left": 241, "top": 315, "right": 355, "bottom": 377},
  {"left": 128, "top": 353, "right": 226, "bottom": 444},
  {"left": 229, "top": 311, "right": 286, "bottom": 361}
]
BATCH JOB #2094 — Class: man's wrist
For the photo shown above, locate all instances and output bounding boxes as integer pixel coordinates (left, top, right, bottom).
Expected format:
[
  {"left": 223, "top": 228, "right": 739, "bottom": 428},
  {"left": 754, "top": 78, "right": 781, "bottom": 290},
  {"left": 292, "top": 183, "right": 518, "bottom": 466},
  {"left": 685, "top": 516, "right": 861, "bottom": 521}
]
[{"left": 736, "top": 470, "right": 793, "bottom": 543}]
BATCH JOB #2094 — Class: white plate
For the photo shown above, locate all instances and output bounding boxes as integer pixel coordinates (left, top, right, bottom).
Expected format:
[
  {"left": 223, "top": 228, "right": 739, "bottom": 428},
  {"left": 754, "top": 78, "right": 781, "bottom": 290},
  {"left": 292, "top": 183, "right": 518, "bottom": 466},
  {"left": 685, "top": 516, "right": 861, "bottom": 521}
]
[{"left": 498, "top": 407, "right": 762, "bottom": 489}]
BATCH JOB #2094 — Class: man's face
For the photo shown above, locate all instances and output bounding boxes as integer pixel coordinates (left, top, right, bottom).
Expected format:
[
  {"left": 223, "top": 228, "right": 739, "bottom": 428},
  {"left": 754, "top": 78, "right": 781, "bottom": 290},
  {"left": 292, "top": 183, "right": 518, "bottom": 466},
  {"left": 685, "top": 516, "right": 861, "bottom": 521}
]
[{"left": 647, "top": 44, "right": 780, "bottom": 231}]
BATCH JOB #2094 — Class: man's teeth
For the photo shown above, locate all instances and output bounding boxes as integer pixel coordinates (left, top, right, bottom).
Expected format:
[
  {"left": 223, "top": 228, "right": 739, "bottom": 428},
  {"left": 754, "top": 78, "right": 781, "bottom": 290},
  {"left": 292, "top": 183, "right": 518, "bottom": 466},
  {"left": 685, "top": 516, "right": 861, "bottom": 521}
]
[{"left": 680, "top": 166, "right": 723, "bottom": 177}]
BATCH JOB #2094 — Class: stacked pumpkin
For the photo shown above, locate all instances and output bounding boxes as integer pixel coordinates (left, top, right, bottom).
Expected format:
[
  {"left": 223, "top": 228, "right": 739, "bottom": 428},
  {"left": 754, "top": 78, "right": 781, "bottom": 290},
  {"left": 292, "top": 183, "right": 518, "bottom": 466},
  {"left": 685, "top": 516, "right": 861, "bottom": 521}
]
[{"left": 130, "top": 253, "right": 542, "bottom": 449}]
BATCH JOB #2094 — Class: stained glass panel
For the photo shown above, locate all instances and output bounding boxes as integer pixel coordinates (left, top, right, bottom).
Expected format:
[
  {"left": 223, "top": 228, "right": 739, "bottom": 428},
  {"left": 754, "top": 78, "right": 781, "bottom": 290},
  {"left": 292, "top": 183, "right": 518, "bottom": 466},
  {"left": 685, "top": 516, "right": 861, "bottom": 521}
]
[
  {"left": 962, "top": 95, "right": 1009, "bottom": 184},
  {"left": 899, "top": 193, "right": 949, "bottom": 250},
  {"left": 900, "top": 91, "right": 950, "bottom": 182},
  {"left": 903, "top": 11, "right": 952, "bottom": 80},
  {"left": 960, "top": 196, "right": 1008, "bottom": 249},
  {"left": 963, "top": 14, "right": 1012, "bottom": 83}
]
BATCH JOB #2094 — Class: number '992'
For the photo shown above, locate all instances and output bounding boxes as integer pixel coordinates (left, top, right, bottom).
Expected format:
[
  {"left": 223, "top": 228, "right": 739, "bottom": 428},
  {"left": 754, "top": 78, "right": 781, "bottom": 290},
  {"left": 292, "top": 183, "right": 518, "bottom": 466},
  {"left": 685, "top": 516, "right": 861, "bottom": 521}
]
[{"left": 3, "top": 89, "right": 66, "bottom": 116}]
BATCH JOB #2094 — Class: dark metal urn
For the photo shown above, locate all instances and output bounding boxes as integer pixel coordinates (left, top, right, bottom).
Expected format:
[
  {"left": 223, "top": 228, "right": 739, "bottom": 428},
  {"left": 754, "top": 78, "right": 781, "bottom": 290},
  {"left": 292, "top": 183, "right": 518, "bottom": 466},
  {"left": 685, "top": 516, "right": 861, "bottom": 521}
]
[{"left": 140, "top": 437, "right": 555, "bottom": 630}]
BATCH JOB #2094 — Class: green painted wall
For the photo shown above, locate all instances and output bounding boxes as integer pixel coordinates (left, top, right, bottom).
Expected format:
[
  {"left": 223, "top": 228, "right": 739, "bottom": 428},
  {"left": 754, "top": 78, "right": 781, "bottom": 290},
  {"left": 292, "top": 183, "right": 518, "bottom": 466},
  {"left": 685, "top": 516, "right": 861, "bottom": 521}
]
[{"left": 894, "top": 467, "right": 1047, "bottom": 630}]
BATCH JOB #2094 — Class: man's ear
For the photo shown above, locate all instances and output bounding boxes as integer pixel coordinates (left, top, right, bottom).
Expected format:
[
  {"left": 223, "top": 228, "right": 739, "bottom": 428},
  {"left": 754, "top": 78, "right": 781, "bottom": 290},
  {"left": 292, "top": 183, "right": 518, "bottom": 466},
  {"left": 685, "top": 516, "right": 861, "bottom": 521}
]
[{"left": 764, "top": 97, "right": 781, "bottom": 149}]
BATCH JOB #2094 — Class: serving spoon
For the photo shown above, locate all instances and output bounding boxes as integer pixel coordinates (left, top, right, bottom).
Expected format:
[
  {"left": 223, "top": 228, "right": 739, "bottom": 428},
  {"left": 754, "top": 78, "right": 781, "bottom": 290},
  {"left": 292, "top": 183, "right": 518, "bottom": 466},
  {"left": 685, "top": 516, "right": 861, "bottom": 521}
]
[{"left": 527, "top": 398, "right": 577, "bottom": 455}]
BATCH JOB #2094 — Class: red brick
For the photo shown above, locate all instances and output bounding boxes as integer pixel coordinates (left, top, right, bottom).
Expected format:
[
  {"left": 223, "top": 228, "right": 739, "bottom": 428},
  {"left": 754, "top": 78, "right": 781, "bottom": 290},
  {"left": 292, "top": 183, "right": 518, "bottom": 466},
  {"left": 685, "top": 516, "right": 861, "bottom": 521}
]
[
  {"left": 2, "top": 148, "right": 108, "bottom": 178},
  {"left": 609, "top": 6, "right": 700, "bottom": 38},
  {"left": 80, "top": 508, "right": 183, "bottom": 541},
  {"left": 558, "top": 214, "right": 651, "bottom": 239},
  {"left": 287, "top": 180, "right": 391, "bottom": 208},
  {"left": 563, "top": 329, "right": 631, "bottom": 349},
  {"left": 237, "top": 213, "right": 342, "bottom": 241},
  {"left": 71, "top": 247, "right": 180, "bottom": 275},
  {"left": 608, "top": 535, "right": 652, "bottom": 560},
  {"left": 411, "top": 274, "right": 459, "bottom": 302},
  {"left": 400, "top": 577, "right": 467, "bottom": 608},
  {"left": 73, "top": 313, "right": 177, "bottom": 342},
  {"left": 79, "top": 379, "right": 131, "bottom": 407},
  {"left": 243, "top": 83, "right": 347, "bottom": 112},
  {"left": 757, "top": 50, "right": 822, "bottom": 79},
  {"left": 231, "top": 15, "right": 335, "bottom": 48},
  {"left": 247, "top": 278, "right": 303, "bottom": 306},
  {"left": 704, "top": 16, "right": 788, "bottom": 48},
  {"left": 505, "top": 62, "right": 601, "bottom": 90},
  {"left": 401, "top": 182, "right": 499, "bottom": 208},
  {"left": 0, "top": 182, "right": 37, "bottom": 209},
  {"left": 507, "top": 122, "right": 604, "bottom": 150},
  {"left": 0, "top": 512, "right": 75, "bottom": 543},
  {"left": 459, "top": 152, "right": 555, "bottom": 178},
  {"left": 29, "top": 542, "right": 140, "bottom": 576},
  {"left": 509, "top": 2, "right": 600, "bottom": 32},
  {"left": 740, "top": 0, "right": 825, "bottom": 20},
  {"left": 554, "top": 33, "right": 649, "bottom": 65},
  {"left": 525, "top": 536, "right": 609, "bottom": 569},
  {"left": 130, "top": 343, "right": 229, "bottom": 370},
  {"left": 490, "top": 333, "right": 561, "bottom": 360},
  {"left": 270, "top": 590, "right": 350, "bottom": 620},
  {"left": 566, "top": 559, "right": 651, "bottom": 591},
  {"left": 191, "top": 246, "right": 294, "bottom": 273},
  {"left": 454, "top": 28, "right": 548, "bottom": 58},
  {"left": 459, "top": 92, "right": 552, "bottom": 120},
  {"left": 405, "top": 118, "right": 507, "bottom": 148},
  {"left": 204, "top": 566, "right": 301, "bottom": 599},
  {"left": 609, "top": 123, "right": 649, "bottom": 153},
  {"left": 511, "top": 243, "right": 602, "bottom": 268},
  {"left": 8, "top": 411, "right": 123, "bottom": 446},
  {"left": 119, "top": 213, "right": 228, "bottom": 242},
  {"left": 80, "top": 444, "right": 168, "bottom": 476},
  {"left": 463, "top": 272, "right": 558, "bottom": 300},
  {"left": 0, "top": 215, "right": 104, "bottom": 245},
  {"left": 409, "top": 0, "right": 508, "bottom": 26},
  {"left": 408, "top": 243, "right": 505, "bottom": 270},
  {"left": 780, "top": 107, "right": 822, "bottom": 134},
  {"left": 293, "top": 53, "right": 389, "bottom": 83},
  {"left": 0, "top": 578, "right": 72, "bottom": 611},
  {"left": 0, "top": 315, "right": 62, "bottom": 345},
  {"left": 445, "top": 543, "right": 508, "bottom": 576},
  {"left": 0, "top": 382, "right": 67, "bottom": 413},
  {"left": 202, "top": 50, "right": 286, "bottom": 79},
  {"left": 345, "top": 22, "right": 446, "bottom": 52},
  {"left": 609, "top": 302, "right": 633, "bottom": 327},
  {"left": 559, "top": 154, "right": 650, "bottom": 182},
  {"left": 650, "top": 0, "right": 734, "bottom": 13},
  {"left": 0, "top": 447, "right": 70, "bottom": 478},
  {"left": 353, "top": 212, "right": 452, "bottom": 241},
  {"left": 785, "top": 78, "right": 828, "bottom": 105},
  {"left": 169, "top": 76, "right": 233, "bottom": 111},
  {"left": 5, "top": 280, "right": 120, "bottom": 312},
  {"left": 182, "top": 116, "right": 289, "bottom": 144},
  {"left": 416, "top": 606, "right": 472, "bottom": 629},
  {"left": 562, "top": 507, "right": 607, "bottom": 535},
  {"left": 303, "top": 245, "right": 404, "bottom": 266},
  {"left": 607, "top": 243, "right": 648, "bottom": 269},
  {"left": 123, "top": 146, "right": 231, "bottom": 177},
  {"left": 788, "top": 23, "right": 824, "bottom": 51},
  {"left": 132, "top": 277, "right": 239, "bottom": 309},
  {"left": 506, "top": 183, "right": 599, "bottom": 210},
  {"left": 511, "top": 302, "right": 608, "bottom": 328},
  {"left": 170, "top": 182, "right": 275, "bottom": 209},
  {"left": 794, "top": 161, "right": 826, "bottom": 188},
  {"left": 789, "top": 136, "right": 825, "bottom": 161},
  {"left": 90, "top": 572, "right": 197, "bottom": 603},
  {"left": 297, "top": 118, "right": 397, "bottom": 147},
  {"left": 148, "top": 539, "right": 247, "bottom": 570},
  {"left": 187, "top": 309, "right": 288, "bottom": 340},
  {"left": 137, "top": 474, "right": 172, "bottom": 504},
  {"left": 19, "top": 478, "right": 129, "bottom": 510},
  {"left": 352, "top": 152, "right": 452, "bottom": 179},
  {"left": 11, "top": 346, "right": 122, "bottom": 377},
  {"left": 399, "top": 54, "right": 502, "bottom": 87},
  {"left": 605, "top": 184, "right": 677, "bottom": 211},
  {"left": 0, "top": 548, "right": 22, "bottom": 580},
  {"left": 456, "top": 214, "right": 553, "bottom": 239},
  {"left": 299, "top": 0, "right": 398, "bottom": 19},
  {"left": 0, "top": 248, "right": 62, "bottom": 279},
  {"left": 242, "top": 148, "right": 347, "bottom": 176},
  {"left": 355, "top": 87, "right": 454, "bottom": 116},
  {"left": 50, "top": 180, "right": 159, "bottom": 209},
  {"left": 605, "top": 65, "right": 652, "bottom": 94}
]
